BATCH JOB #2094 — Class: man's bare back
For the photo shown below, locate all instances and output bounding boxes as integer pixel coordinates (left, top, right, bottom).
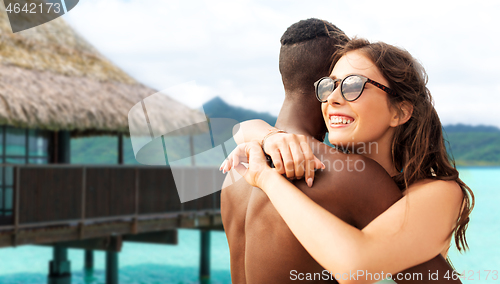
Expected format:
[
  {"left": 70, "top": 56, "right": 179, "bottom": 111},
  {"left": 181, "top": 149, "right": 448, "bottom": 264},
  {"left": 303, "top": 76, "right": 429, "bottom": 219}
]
[{"left": 222, "top": 140, "right": 460, "bottom": 283}]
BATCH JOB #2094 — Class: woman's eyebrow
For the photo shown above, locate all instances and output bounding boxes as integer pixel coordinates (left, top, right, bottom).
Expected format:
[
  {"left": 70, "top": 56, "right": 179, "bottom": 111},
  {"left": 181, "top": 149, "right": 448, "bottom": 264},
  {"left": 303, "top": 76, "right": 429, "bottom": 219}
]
[{"left": 330, "top": 73, "right": 363, "bottom": 80}]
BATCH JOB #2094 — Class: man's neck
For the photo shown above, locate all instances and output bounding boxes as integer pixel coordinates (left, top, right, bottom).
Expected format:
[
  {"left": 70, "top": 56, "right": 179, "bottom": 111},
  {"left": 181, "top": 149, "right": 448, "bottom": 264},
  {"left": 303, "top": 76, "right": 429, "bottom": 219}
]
[{"left": 274, "top": 97, "right": 326, "bottom": 142}]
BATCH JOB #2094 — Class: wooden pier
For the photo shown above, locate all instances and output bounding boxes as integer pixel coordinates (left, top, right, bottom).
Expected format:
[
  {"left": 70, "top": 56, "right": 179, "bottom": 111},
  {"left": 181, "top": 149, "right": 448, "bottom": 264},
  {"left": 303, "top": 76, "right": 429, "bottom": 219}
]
[{"left": 0, "top": 164, "right": 224, "bottom": 283}]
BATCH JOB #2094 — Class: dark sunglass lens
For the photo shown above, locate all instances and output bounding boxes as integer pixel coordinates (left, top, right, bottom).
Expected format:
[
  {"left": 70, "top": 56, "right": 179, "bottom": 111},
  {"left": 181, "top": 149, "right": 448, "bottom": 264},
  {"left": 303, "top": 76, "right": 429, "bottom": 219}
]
[
  {"left": 342, "top": 75, "right": 364, "bottom": 101},
  {"left": 317, "top": 78, "right": 335, "bottom": 101}
]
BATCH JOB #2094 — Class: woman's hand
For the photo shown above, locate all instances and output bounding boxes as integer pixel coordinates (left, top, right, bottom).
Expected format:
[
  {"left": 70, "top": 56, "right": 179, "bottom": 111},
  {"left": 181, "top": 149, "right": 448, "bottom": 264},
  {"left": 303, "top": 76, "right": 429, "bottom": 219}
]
[
  {"left": 262, "top": 132, "right": 324, "bottom": 187},
  {"left": 220, "top": 141, "right": 276, "bottom": 188},
  {"left": 231, "top": 119, "right": 324, "bottom": 186},
  {"left": 221, "top": 135, "right": 324, "bottom": 187}
]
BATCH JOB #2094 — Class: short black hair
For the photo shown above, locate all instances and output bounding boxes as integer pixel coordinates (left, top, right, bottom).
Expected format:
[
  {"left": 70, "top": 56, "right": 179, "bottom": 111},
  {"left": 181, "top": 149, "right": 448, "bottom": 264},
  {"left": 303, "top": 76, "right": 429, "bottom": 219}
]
[
  {"left": 279, "top": 18, "right": 349, "bottom": 96},
  {"left": 280, "top": 18, "right": 345, "bottom": 45}
]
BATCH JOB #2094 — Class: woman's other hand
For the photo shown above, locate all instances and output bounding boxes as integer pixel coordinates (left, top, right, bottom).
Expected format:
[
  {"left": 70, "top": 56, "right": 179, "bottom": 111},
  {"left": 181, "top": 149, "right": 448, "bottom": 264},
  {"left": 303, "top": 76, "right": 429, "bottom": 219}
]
[
  {"left": 220, "top": 141, "right": 275, "bottom": 188},
  {"left": 263, "top": 133, "right": 324, "bottom": 187}
]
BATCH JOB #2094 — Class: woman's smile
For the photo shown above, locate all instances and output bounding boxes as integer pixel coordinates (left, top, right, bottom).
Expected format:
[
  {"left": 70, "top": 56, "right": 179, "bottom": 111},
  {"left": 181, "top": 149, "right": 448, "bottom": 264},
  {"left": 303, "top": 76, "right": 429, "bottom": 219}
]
[{"left": 328, "top": 114, "right": 354, "bottom": 126}]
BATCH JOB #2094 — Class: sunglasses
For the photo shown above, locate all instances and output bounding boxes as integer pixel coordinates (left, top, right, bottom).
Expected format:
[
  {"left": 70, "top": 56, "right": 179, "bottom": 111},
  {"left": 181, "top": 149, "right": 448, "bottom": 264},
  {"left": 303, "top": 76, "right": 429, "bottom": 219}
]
[{"left": 314, "top": 74, "right": 397, "bottom": 103}]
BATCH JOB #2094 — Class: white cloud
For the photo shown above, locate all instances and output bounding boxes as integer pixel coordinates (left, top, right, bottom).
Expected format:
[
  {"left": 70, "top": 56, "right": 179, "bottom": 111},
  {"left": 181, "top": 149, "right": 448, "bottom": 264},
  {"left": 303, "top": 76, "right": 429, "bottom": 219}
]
[
  {"left": 63, "top": 0, "right": 500, "bottom": 126},
  {"left": 432, "top": 83, "right": 500, "bottom": 127}
]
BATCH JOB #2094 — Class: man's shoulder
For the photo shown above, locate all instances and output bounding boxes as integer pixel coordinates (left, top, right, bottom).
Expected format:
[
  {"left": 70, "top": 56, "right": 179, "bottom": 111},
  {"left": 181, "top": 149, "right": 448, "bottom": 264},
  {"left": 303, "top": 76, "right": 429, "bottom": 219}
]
[
  {"left": 309, "top": 144, "right": 400, "bottom": 202},
  {"left": 220, "top": 169, "right": 255, "bottom": 237},
  {"left": 308, "top": 143, "right": 402, "bottom": 229},
  {"left": 220, "top": 169, "right": 254, "bottom": 217},
  {"left": 313, "top": 144, "right": 388, "bottom": 184},
  {"left": 221, "top": 169, "right": 253, "bottom": 199}
]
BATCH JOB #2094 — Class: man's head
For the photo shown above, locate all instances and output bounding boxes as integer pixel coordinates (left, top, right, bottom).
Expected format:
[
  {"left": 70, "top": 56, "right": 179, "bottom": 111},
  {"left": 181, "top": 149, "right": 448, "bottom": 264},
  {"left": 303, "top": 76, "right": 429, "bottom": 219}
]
[{"left": 279, "top": 18, "right": 349, "bottom": 99}]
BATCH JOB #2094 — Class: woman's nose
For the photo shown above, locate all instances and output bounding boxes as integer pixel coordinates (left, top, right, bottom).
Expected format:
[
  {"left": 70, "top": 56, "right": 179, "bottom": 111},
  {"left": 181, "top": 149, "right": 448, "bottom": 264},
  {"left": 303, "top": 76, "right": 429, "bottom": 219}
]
[{"left": 326, "top": 86, "right": 345, "bottom": 105}]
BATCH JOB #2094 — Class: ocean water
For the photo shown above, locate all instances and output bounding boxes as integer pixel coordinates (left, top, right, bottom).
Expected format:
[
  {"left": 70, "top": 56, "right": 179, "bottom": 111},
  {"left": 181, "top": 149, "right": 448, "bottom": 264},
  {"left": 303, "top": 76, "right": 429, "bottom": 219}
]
[
  {"left": 0, "top": 229, "right": 231, "bottom": 284},
  {"left": 0, "top": 167, "right": 498, "bottom": 283},
  {"left": 446, "top": 167, "right": 500, "bottom": 283}
]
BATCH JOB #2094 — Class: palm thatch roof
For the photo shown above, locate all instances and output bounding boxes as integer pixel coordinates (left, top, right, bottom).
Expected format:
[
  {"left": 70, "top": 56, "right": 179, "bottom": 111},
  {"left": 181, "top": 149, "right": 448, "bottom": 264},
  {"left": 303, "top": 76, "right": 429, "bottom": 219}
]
[{"left": 0, "top": 2, "right": 207, "bottom": 136}]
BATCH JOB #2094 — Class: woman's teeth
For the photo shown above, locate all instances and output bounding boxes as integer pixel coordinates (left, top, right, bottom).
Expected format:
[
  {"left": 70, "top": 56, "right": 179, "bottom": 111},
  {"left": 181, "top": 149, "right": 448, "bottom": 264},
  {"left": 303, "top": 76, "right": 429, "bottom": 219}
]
[{"left": 330, "top": 116, "right": 353, "bottom": 125}]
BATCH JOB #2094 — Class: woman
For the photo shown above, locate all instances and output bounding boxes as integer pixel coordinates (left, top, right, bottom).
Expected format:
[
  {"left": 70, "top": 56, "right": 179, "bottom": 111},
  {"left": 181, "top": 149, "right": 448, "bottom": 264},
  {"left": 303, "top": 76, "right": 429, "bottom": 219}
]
[{"left": 220, "top": 38, "right": 474, "bottom": 283}]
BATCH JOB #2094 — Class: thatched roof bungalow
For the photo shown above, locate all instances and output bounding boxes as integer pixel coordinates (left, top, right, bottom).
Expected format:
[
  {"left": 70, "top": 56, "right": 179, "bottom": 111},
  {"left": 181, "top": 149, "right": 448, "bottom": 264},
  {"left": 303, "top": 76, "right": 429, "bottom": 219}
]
[
  {"left": 0, "top": 3, "right": 205, "bottom": 137},
  {"left": 0, "top": 3, "right": 208, "bottom": 222}
]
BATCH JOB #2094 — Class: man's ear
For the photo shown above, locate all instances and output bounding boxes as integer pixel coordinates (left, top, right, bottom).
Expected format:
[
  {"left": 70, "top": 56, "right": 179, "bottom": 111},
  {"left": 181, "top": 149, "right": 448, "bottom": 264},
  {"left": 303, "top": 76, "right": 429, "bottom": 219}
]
[{"left": 390, "top": 101, "right": 413, "bottom": 127}]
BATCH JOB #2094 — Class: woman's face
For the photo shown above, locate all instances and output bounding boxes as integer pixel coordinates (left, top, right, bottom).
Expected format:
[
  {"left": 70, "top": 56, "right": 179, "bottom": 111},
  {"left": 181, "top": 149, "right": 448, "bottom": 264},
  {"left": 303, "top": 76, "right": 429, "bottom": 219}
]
[{"left": 322, "top": 50, "right": 399, "bottom": 151}]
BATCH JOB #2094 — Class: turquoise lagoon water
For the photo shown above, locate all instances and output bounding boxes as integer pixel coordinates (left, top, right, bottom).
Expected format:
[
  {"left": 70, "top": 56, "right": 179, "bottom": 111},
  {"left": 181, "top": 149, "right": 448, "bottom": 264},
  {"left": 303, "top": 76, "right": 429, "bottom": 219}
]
[
  {"left": 0, "top": 167, "right": 498, "bottom": 283},
  {"left": 0, "top": 229, "right": 232, "bottom": 284},
  {"left": 446, "top": 167, "right": 500, "bottom": 283}
]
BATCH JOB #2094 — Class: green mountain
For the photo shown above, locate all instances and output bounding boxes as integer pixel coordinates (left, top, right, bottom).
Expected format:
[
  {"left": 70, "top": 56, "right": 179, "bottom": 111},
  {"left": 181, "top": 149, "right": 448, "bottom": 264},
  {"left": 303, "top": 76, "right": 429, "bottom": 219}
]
[
  {"left": 443, "top": 124, "right": 500, "bottom": 166},
  {"left": 201, "top": 96, "right": 277, "bottom": 125},
  {"left": 70, "top": 97, "right": 500, "bottom": 166}
]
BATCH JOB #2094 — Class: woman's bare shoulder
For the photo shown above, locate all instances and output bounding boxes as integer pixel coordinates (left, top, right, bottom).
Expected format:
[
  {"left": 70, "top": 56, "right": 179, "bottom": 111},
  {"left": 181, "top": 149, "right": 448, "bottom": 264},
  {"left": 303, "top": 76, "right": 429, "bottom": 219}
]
[{"left": 404, "top": 178, "right": 463, "bottom": 205}]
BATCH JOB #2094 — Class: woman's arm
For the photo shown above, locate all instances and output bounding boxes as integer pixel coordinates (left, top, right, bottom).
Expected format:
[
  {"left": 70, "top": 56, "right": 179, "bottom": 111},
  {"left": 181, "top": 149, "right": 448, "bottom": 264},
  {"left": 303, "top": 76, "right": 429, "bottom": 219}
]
[
  {"left": 233, "top": 119, "right": 277, "bottom": 145},
  {"left": 228, "top": 142, "right": 464, "bottom": 283},
  {"left": 229, "top": 119, "right": 324, "bottom": 183}
]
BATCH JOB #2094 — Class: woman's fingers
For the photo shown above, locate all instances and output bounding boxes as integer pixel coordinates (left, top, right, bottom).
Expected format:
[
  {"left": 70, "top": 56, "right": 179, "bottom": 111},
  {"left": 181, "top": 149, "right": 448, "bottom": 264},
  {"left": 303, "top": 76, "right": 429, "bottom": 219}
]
[
  {"left": 290, "top": 141, "right": 305, "bottom": 180},
  {"left": 280, "top": 147, "right": 296, "bottom": 179},
  {"left": 267, "top": 148, "right": 285, "bottom": 175},
  {"left": 220, "top": 159, "right": 230, "bottom": 174},
  {"left": 231, "top": 142, "right": 271, "bottom": 187},
  {"left": 219, "top": 160, "right": 226, "bottom": 172},
  {"left": 263, "top": 135, "right": 285, "bottom": 174},
  {"left": 315, "top": 156, "right": 325, "bottom": 170},
  {"left": 232, "top": 151, "right": 240, "bottom": 169},
  {"left": 221, "top": 144, "right": 247, "bottom": 173},
  {"left": 299, "top": 138, "right": 325, "bottom": 187},
  {"left": 224, "top": 154, "right": 232, "bottom": 173},
  {"left": 265, "top": 133, "right": 302, "bottom": 179},
  {"left": 299, "top": 140, "right": 315, "bottom": 187}
]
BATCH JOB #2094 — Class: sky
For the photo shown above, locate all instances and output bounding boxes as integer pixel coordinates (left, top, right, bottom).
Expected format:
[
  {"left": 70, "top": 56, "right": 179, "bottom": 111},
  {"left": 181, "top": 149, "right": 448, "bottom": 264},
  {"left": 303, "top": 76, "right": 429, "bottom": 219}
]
[{"left": 63, "top": 0, "right": 500, "bottom": 127}]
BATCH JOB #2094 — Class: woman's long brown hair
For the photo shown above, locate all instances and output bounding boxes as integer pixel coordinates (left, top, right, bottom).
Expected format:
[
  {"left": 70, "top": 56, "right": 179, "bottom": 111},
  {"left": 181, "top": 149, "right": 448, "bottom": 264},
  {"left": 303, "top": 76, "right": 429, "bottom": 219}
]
[{"left": 332, "top": 38, "right": 475, "bottom": 254}]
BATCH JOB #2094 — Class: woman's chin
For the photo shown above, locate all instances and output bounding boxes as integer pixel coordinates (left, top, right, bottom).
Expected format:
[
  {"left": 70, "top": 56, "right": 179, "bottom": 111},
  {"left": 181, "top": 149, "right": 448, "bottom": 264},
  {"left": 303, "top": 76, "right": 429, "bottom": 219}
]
[{"left": 328, "top": 135, "right": 355, "bottom": 146}]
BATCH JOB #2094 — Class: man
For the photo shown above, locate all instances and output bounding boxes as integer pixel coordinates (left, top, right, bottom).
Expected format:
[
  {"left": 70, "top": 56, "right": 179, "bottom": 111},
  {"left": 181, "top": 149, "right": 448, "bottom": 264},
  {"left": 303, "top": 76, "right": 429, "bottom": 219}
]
[{"left": 221, "top": 18, "right": 460, "bottom": 283}]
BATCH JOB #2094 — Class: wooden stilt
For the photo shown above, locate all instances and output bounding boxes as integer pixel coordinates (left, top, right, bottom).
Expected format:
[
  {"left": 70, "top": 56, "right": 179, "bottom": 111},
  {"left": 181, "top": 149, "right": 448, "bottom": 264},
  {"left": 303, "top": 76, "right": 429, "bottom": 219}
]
[
  {"left": 83, "top": 249, "right": 94, "bottom": 283},
  {"left": 200, "top": 230, "right": 211, "bottom": 283},
  {"left": 84, "top": 249, "right": 93, "bottom": 270},
  {"left": 106, "top": 251, "right": 119, "bottom": 284},
  {"left": 118, "top": 134, "right": 123, "bottom": 165},
  {"left": 47, "top": 245, "right": 71, "bottom": 284}
]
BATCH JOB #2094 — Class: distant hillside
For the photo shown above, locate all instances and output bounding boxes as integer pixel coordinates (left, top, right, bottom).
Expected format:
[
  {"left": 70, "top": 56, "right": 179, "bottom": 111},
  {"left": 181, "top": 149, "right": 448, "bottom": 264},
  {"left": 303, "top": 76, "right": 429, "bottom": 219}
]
[
  {"left": 443, "top": 123, "right": 500, "bottom": 133},
  {"left": 202, "top": 97, "right": 277, "bottom": 126},
  {"left": 71, "top": 97, "right": 500, "bottom": 166},
  {"left": 443, "top": 124, "right": 500, "bottom": 166}
]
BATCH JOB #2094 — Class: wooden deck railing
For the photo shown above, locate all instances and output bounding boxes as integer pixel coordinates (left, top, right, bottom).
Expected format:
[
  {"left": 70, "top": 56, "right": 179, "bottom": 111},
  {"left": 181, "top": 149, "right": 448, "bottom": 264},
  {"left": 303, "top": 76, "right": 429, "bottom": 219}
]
[{"left": 0, "top": 165, "right": 224, "bottom": 232}]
